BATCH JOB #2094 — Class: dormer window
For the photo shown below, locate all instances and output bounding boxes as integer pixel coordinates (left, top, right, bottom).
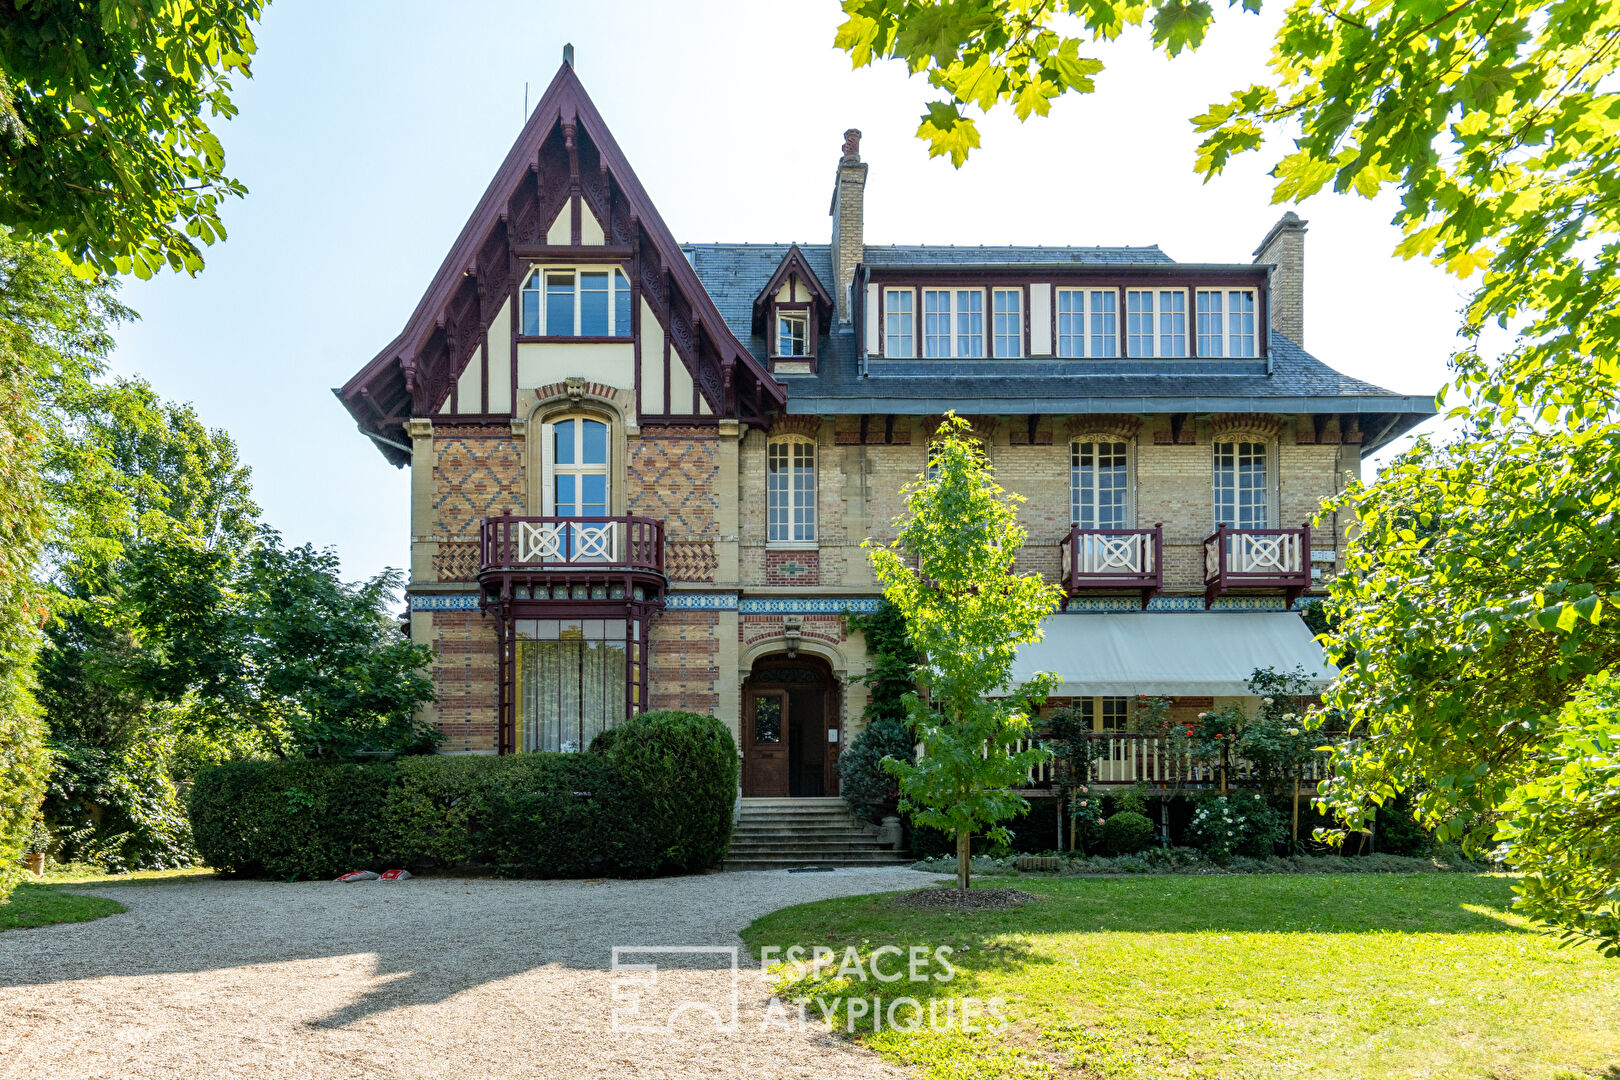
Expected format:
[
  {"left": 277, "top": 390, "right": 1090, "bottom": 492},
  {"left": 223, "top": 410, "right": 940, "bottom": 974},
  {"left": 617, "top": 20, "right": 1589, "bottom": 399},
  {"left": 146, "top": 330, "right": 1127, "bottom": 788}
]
[
  {"left": 1196, "top": 289, "right": 1258, "bottom": 357},
  {"left": 1126, "top": 289, "right": 1188, "bottom": 358},
  {"left": 775, "top": 310, "right": 808, "bottom": 357},
  {"left": 520, "top": 267, "right": 632, "bottom": 338}
]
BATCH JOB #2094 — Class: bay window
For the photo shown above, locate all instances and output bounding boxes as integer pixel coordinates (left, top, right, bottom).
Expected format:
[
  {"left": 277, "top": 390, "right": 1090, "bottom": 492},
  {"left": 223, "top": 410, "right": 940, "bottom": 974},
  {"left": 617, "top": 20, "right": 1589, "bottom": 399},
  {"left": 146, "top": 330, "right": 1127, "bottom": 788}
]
[{"left": 516, "top": 617, "right": 632, "bottom": 753}]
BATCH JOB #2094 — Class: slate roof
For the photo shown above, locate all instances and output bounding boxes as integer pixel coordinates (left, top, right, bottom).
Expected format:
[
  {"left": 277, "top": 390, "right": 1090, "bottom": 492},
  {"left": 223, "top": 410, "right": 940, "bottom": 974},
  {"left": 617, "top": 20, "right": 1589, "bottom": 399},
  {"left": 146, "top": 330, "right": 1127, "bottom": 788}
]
[{"left": 681, "top": 242, "right": 1435, "bottom": 451}]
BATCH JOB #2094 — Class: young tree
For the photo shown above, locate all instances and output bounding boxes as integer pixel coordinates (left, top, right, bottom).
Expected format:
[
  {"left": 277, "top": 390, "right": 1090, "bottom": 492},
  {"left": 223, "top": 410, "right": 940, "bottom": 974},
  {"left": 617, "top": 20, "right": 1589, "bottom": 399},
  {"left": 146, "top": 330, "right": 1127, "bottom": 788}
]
[
  {"left": 0, "top": 0, "right": 264, "bottom": 277},
  {"left": 867, "top": 414, "right": 1063, "bottom": 891}
]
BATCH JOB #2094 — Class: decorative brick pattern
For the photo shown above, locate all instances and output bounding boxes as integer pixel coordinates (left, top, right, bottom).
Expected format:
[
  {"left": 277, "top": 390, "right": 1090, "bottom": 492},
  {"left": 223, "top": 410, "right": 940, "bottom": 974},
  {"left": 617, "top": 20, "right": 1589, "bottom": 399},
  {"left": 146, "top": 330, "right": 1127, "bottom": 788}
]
[
  {"left": 1008, "top": 417, "right": 1054, "bottom": 446},
  {"left": 432, "top": 542, "right": 481, "bottom": 582},
  {"left": 429, "top": 610, "right": 499, "bottom": 753},
  {"left": 765, "top": 549, "right": 820, "bottom": 585},
  {"left": 433, "top": 427, "right": 525, "bottom": 539},
  {"left": 530, "top": 380, "right": 623, "bottom": 403},
  {"left": 1211, "top": 413, "right": 1283, "bottom": 439},
  {"left": 1066, "top": 414, "right": 1141, "bottom": 440},
  {"left": 768, "top": 415, "right": 821, "bottom": 439},
  {"left": 648, "top": 610, "right": 720, "bottom": 713},
  {"left": 666, "top": 539, "right": 719, "bottom": 582},
  {"left": 741, "top": 613, "right": 845, "bottom": 652},
  {"left": 627, "top": 428, "right": 717, "bottom": 538}
]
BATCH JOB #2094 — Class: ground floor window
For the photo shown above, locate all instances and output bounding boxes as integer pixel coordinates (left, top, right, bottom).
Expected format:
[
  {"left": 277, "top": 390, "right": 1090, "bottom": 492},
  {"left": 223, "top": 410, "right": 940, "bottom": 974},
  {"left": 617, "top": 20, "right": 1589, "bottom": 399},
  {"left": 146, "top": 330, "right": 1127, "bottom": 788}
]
[{"left": 515, "top": 617, "right": 632, "bottom": 752}]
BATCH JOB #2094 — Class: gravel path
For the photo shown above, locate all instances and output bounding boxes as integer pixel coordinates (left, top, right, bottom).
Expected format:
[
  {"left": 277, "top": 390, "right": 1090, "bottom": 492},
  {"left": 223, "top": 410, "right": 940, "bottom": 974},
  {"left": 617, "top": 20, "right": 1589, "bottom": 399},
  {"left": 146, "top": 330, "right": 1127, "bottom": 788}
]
[{"left": 0, "top": 868, "right": 943, "bottom": 1080}]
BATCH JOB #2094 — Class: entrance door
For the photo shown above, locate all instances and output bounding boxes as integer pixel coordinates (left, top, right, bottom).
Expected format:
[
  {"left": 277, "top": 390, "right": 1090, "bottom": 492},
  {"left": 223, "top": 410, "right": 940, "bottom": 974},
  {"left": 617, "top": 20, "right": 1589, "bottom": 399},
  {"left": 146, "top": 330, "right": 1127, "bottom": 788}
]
[
  {"left": 742, "top": 657, "right": 841, "bottom": 797},
  {"left": 743, "top": 690, "right": 789, "bottom": 797}
]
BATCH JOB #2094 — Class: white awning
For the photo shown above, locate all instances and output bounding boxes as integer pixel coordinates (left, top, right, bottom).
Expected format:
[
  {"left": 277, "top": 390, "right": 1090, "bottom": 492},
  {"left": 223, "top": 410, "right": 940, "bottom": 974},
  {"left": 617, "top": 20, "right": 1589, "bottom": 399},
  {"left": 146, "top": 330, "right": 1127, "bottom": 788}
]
[{"left": 1010, "top": 612, "right": 1336, "bottom": 697}]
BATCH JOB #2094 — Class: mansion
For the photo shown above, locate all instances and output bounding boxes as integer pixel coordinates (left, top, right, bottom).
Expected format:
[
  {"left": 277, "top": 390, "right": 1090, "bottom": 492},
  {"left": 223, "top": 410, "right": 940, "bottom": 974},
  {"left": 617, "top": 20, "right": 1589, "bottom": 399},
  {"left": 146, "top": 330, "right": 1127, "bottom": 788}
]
[{"left": 337, "top": 56, "right": 1433, "bottom": 801}]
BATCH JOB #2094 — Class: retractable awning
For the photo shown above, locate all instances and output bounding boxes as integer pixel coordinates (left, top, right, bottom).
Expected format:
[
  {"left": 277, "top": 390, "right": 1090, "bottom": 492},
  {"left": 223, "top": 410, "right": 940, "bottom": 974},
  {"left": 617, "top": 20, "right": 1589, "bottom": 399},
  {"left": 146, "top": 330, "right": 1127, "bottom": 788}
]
[{"left": 1010, "top": 612, "right": 1336, "bottom": 697}]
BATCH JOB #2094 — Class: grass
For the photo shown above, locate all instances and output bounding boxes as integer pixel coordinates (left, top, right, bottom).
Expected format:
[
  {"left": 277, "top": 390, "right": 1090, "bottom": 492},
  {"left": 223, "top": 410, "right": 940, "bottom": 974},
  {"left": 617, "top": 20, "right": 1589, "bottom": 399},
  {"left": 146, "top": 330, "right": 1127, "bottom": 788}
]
[
  {"left": 0, "top": 882, "right": 125, "bottom": 932},
  {"left": 1, "top": 864, "right": 214, "bottom": 932},
  {"left": 741, "top": 874, "right": 1620, "bottom": 1080}
]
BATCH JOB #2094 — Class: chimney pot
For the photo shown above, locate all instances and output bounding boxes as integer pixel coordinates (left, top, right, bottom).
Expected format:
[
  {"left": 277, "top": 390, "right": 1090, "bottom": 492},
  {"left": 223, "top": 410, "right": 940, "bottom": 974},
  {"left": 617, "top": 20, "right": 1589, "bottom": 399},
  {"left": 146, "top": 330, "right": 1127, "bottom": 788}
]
[
  {"left": 1253, "top": 211, "right": 1307, "bottom": 346},
  {"left": 830, "top": 129, "right": 868, "bottom": 323}
]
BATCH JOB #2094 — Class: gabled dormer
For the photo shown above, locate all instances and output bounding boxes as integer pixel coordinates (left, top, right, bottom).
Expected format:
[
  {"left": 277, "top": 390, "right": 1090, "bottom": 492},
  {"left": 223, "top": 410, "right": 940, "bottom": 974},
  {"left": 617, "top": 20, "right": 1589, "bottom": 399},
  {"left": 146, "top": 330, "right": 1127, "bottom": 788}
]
[{"left": 752, "top": 244, "right": 833, "bottom": 375}]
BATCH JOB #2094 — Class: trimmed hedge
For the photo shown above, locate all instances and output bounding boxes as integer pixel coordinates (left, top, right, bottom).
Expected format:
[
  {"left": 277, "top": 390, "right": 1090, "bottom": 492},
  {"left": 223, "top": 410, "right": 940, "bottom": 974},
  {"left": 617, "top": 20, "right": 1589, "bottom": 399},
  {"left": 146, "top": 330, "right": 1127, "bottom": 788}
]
[{"left": 190, "top": 710, "right": 737, "bottom": 881}]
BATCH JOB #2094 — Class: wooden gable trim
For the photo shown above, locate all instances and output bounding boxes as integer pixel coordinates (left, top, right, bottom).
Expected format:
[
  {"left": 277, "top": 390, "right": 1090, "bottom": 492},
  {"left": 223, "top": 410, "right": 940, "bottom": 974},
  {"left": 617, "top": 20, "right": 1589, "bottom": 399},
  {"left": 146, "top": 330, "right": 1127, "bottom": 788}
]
[
  {"left": 337, "top": 60, "right": 784, "bottom": 465},
  {"left": 752, "top": 244, "right": 835, "bottom": 335}
]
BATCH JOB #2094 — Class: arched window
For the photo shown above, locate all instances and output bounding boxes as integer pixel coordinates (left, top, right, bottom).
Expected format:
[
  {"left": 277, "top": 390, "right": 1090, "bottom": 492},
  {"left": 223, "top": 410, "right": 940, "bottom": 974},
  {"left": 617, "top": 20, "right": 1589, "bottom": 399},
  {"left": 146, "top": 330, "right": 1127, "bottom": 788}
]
[
  {"left": 766, "top": 436, "right": 816, "bottom": 544},
  {"left": 542, "top": 416, "right": 610, "bottom": 518},
  {"left": 1070, "top": 439, "right": 1131, "bottom": 529},
  {"left": 1213, "top": 438, "right": 1270, "bottom": 528}
]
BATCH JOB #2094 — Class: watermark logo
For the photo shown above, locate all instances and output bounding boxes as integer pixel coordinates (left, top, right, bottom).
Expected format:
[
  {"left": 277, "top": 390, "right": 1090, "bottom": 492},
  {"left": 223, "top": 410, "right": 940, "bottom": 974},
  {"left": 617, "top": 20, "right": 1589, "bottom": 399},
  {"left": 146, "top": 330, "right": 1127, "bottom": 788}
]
[
  {"left": 609, "top": 943, "right": 1006, "bottom": 1035},
  {"left": 610, "top": 946, "right": 741, "bottom": 1033}
]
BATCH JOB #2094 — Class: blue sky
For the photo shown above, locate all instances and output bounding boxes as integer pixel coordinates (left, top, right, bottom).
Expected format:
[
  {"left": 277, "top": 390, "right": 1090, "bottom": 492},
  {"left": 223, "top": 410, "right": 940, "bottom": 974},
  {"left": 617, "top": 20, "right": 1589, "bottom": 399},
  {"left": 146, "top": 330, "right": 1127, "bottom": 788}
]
[{"left": 106, "top": 1, "right": 1465, "bottom": 584}]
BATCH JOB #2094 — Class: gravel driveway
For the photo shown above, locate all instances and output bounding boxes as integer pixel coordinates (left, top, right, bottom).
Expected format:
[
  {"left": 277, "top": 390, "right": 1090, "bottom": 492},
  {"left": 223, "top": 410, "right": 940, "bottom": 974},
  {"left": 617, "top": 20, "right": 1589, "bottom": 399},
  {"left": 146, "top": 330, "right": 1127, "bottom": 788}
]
[{"left": 0, "top": 868, "right": 941, "bottom": 1080}]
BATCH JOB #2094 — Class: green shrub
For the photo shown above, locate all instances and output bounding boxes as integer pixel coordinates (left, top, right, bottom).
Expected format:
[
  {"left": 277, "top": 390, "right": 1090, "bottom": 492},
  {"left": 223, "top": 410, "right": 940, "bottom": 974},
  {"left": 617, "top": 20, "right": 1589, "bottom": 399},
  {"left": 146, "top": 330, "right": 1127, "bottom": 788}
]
[
  {"left": 838, "top": 717, "right": 913, "bottom": 823},
  {"left": 1103, "top": 810, "right": 1156, "bottom": 854},
  {"left": 1186, "top": 791, "right": 1287, "bottom": 862},
  {"left": 189, "top": 758, "right": 394, "bottom": 880},
  {"left": 0, "top": 704, "right": 49, "bottom": 902},
  {"left": 190, "top": 711, "right": 738, "bottom": 881},
  {"left": 601, "top": 710, "right": 737, "bottom": 874}
]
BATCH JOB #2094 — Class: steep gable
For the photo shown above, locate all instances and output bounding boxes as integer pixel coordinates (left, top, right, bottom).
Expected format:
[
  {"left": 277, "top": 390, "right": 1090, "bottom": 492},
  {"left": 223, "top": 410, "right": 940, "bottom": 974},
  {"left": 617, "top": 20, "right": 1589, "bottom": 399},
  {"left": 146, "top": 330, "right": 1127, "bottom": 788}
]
[{"left": 337, "top": 59, "right": 784, "bottom": 465}]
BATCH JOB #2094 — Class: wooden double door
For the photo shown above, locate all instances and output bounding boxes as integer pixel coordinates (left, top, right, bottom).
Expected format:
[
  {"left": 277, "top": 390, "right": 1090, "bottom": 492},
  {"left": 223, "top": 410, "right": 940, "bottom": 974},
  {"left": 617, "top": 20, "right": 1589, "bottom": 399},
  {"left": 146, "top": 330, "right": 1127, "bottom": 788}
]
[{"left": 742, "top": 657, "right": 840, "bottom": 797}]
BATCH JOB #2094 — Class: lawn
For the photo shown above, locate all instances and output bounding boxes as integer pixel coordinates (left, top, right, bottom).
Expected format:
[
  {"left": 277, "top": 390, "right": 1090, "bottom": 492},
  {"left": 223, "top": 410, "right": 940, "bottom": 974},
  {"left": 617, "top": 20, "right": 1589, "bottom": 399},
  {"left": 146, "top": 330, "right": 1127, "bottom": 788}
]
[
  {"left": 741, "top": 874, "right": 1620, "bottom": 1080},
  {"left": 1, "top": 865, "right": 214, "bottom": 932},
  {"left": 0, "top": 883, "right": 125, "bottom": 932}
]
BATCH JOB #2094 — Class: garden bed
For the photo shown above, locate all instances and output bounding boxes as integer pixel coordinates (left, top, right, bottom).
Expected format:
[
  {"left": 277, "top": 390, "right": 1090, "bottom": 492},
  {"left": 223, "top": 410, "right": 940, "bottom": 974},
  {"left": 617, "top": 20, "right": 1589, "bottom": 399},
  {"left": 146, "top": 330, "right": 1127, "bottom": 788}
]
[{"left": 912, "top": 847, "right": 1489, "bottom": 877}]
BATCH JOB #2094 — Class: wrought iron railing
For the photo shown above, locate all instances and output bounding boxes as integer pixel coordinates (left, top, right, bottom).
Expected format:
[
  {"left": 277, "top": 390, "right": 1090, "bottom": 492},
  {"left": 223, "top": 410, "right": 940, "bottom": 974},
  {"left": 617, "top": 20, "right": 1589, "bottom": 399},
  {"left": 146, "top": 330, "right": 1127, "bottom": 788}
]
[{"left": 480, "top": 515, "right": 665, "bottom": 575}]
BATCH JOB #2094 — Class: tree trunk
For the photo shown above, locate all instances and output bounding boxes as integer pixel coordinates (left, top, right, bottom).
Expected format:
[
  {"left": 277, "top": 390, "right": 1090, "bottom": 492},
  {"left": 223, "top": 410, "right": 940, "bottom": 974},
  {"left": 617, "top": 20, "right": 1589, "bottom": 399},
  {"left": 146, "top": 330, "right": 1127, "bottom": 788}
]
[{"left": 956, "top": 831, "right": 971, "bottom": 892}]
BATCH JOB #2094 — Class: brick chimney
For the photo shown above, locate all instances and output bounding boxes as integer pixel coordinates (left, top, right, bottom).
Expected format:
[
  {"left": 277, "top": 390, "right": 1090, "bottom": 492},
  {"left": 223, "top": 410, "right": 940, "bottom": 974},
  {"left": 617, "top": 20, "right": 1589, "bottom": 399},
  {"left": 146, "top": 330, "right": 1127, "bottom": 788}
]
[
  {"left": 829, "top": 129, "right": 867, "bottom": 324},
  {"left": 1253, "top": 211, "right": 1307, "bottom": 346}
]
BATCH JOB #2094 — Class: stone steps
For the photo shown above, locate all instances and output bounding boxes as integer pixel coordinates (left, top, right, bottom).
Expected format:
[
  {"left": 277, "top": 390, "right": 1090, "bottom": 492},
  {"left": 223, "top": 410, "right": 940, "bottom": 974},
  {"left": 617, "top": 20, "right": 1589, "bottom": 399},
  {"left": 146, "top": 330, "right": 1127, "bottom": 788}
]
[{"left": 725, "top": 797, "right": 910, "bottom": 871}]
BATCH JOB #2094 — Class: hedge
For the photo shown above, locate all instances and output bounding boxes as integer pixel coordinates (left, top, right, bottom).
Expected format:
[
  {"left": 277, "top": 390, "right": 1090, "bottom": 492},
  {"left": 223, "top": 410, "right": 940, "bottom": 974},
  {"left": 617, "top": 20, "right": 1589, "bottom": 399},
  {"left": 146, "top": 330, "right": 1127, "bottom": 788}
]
[{"left": 190, "top": 710, "right": 738, "bottom": 881}]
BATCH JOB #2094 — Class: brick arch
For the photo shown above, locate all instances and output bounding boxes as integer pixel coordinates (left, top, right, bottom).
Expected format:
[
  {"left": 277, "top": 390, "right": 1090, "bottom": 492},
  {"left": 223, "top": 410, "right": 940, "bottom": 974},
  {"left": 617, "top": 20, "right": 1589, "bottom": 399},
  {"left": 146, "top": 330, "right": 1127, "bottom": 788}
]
[
  {"left": 1210, "top": 413, "right": 1283, "bottom": 440},
  {"left": 1066, "top": 414, "right": 1141, "bottom": 441},
  {"left": 767, "top": 414, "right": 821, "bottom": 440}
]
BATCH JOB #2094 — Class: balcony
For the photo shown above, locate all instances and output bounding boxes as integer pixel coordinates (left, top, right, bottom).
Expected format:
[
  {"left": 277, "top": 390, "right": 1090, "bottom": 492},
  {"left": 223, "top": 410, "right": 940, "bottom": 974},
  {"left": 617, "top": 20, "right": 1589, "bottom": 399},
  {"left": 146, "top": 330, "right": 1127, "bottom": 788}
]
[
  {"left": 1058, "top": 525, "right": 1162, "bottom": 608},
  {"left": 1019, "top": 733, "right": 1332, "bottom": 789},
  {"left": 479, "top": 516, "right": 665, "bottom": 606},
  {"left": 1203, "top": 524, "right": 1310, "bottom": 608}
]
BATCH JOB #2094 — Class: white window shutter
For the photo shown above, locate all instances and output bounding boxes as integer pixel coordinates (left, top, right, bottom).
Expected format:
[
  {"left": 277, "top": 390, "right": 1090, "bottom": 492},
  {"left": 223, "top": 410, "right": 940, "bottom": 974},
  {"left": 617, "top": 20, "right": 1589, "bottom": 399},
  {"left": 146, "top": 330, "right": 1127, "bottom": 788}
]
[{"left": 540, "top": 422, "right": 556, "bottom": 516}]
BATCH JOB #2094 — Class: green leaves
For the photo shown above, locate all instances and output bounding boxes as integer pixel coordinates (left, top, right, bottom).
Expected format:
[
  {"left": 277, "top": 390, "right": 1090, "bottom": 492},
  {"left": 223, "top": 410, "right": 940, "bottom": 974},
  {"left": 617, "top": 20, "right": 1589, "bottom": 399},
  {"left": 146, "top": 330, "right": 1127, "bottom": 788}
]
[
  {"left": 866, "top": 413, "right": 1065, "bottom": 885},
  {"left": 836, "top": 0, "right": 1223, "bottom": 162},
  {"left": 0, "top": 0, "right": 263, "bottom": 276}
]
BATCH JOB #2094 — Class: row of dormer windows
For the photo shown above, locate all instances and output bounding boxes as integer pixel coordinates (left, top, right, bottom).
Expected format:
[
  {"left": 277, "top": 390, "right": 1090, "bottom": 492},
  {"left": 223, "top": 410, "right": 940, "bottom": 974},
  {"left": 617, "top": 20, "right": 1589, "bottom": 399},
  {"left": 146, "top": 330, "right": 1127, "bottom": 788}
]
[{"left": 876, "top": 286, "right": 1258, "bottom": 360}]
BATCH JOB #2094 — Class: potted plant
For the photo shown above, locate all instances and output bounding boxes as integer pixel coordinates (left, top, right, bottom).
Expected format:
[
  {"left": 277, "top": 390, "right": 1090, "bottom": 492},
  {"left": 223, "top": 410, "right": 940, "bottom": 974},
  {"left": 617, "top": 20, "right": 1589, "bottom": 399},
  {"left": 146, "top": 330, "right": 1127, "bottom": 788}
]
[{"left": 21, "top": 816, "right": 52, "bottom": 878}]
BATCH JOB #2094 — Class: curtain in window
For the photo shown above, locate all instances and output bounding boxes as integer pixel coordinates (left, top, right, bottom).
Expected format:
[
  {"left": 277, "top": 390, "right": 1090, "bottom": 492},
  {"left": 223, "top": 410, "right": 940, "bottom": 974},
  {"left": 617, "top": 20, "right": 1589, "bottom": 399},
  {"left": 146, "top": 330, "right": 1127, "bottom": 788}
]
[{"left": 517, "top": 619, "right": 628, "bottom": 753}]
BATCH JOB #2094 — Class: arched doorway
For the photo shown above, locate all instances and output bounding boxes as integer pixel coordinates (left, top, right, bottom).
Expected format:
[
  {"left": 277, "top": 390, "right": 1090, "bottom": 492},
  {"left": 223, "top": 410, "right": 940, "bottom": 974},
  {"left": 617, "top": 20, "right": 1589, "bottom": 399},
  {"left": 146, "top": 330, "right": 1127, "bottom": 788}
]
[{"left": 741, "top": 654, "right": 840, "bottom": 797}]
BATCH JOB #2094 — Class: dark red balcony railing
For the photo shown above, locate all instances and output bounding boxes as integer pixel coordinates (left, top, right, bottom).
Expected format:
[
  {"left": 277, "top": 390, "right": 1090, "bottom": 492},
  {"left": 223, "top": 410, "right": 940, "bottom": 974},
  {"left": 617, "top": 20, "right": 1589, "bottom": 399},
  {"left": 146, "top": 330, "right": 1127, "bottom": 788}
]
[
  {"left": 1203, "top": 523, "right": 1310, "bottom": 607},
  {"left": 480, "top": 516, "right": 664, "bottom": 575},
  {"left": 1058, "top": 525, "right": 1163, "bottom": 607}
]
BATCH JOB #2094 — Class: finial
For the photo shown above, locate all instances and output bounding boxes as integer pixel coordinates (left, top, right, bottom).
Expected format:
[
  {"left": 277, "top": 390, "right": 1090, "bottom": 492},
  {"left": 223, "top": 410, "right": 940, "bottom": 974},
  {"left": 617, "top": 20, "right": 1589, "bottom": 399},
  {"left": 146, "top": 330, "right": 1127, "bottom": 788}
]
[{"left": 563, "top": 43, "right": 574, "bottom": 68}]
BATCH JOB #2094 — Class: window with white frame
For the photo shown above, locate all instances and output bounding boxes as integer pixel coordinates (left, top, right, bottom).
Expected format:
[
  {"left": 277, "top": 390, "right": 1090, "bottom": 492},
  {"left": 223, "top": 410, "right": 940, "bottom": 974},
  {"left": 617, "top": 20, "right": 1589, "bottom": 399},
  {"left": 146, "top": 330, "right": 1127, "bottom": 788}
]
[
  {"left": 884, "top": 288, "right": 914, "bottom": 357},
  {"left": 1213, "top": 439, "right": 1269, "bottom": 529},
  {"left": 1158, "top": 289, "right": 1186, "bottom": 357},
  {"left": 767, "top": 438, "right": 816, "bottom": 543},
  {"left": 1071, "top": 440, "right": 1130, "bottom": 529},
  {"left": 1196, "top": 289, "right": 1258, "bottom": 357},
  {"left": 992, "top": 288, "right": 1022, "bottom": 357},
  {"left": 1057, "top": 288, "right": 1119, "bottom": 358},
  {"left": 1125, "top": 289, "right": 1155, "bottom": 357},
  {"left": 543, "top": 416, "right": 611, "bottom": 518},
  {"left": 923, "top": 288, "right": 951, "bottom": 358},
  {"left": 775, "top": 310, "right": 808, "bottom": 357},
  {"left": 521, "top": 268, "right": 633, "bottom": 338},
  {"left": 920, "top": 288, "right": 986, "bottom": 358},
  {"left": 956, "top": 288, "right": 984, "bottom": 357}
]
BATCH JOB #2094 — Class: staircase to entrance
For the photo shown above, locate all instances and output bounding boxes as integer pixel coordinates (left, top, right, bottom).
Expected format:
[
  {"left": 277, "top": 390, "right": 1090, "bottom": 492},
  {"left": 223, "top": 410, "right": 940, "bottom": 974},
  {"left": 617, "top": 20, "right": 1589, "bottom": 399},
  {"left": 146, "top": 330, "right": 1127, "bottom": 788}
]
[{"left": 725, "top": 798, "right": 912, "bottom": 871}]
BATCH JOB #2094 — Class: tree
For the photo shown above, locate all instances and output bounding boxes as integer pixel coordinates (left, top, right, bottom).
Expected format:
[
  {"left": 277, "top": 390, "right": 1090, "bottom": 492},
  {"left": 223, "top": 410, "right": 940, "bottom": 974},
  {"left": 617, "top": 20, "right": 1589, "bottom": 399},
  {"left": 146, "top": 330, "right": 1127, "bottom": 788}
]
[
  {"left": 866, "top": 414, "right": 1063, "bottom": 891},
  {"left": 836, "top": 0, "right": 1620, "bottom": 950},
  {"left": 0, "top": 0, "right": 264, "bottom": 277},
  {"left": 0, "top": 228, "right": 131, "bottom": 897}
]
